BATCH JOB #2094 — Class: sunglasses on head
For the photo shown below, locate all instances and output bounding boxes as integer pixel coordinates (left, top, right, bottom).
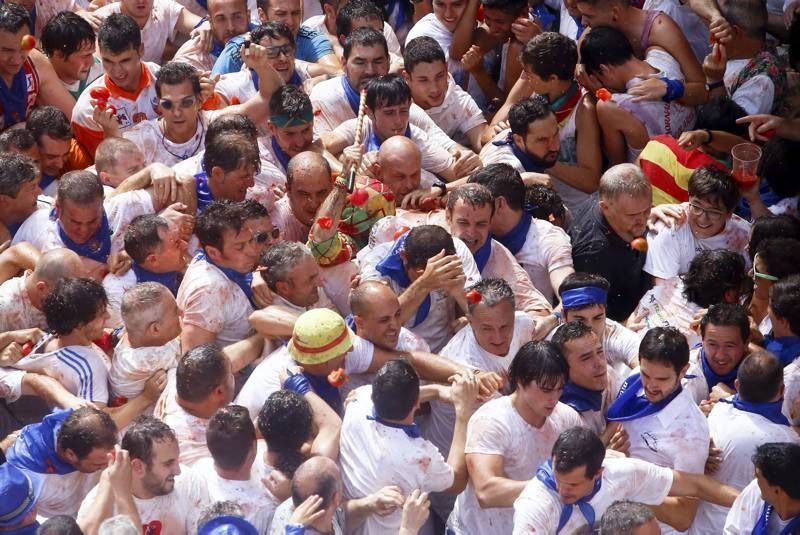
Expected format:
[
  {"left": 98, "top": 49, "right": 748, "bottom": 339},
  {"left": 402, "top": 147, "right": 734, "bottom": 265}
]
[
  {"left": 265, "top": 44, "right": 294, "bottom": 58},
  {"left": 159, "top": 95, "right": 197, "bottom": 110},
  {"left": 253, "top": 228, "right": 281, "bottom": 243},
  {"left": 752, "top": 253, "right": 779, "bottom": 282}
]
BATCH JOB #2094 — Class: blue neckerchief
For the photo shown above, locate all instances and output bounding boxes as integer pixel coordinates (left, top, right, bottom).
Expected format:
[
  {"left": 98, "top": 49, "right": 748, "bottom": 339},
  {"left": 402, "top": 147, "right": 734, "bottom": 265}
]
[
  {"left": 196, "top": 0, "right": 208, "bottom": 9},
  {"left": 39, "top": 174, "right": 57, "bottom": 191},
  {"left": 472, "top": 237, "right": 492, "bottom": 273},
  {"left": 29, "top": 5, "right": 36, "bottom": 34},
  {"left": 7, "top": 220, "right": 22, "bottom": 238},
  {"left": 606, "top": 373, "right": 683, "bottom": 422},
  {"left": 304, "top": 371, "right": 343, "bottom": 414},
  {"left": 341, "top": 75, "right": 361, "bottom": 115},
  {"left": 210, "top": 39, "right": 225, "bottom": 59},
  {"left": 492, "top": 132, "right": 549, "bottom": 173},
  {"left": 288, "top": 70, "right": 302, "bottom": 87},
  {"left": 536, "top": 459, "right": 602, "bottom": 533},
  {"left": 375, "top": 234, "right": 430, "bottom": 327},
  {"left": 561, "top": 382, "right": 603, "bottom": 413},
  {"left": 132, "top": 262, "right": 178, "bottom": 295},
  {"left": 250, "top": 68, "right": 259, "bottom": 90},
  {"left": 721, "top": 395, "right": 790, "bottom": 426},
  {"left": 386, "top": 0, "right": 408, "bottom": 36},
  {"left": 345, "top": 313, "right": 357, "bottom": 333},
  {"left": 270, "top": 135, "right": 291, "bottom": 171},
  {"left": 764, "top": 335, "right": 800, "bottom": 367},
  {"left": 366, "top": 125, "right": 411, "bottom": 153},
  {"left": 572, "top": 16, "right": 586, "bottom": 39},
  {"left": 752, "top": 502, "right": 800, "bottom": 535},
  {"left": 494, "top": 214, "right": 532, "bottom": 255},
  {"left": 0, "top": 65, "right": 29, "bottom": 128},
  {"left": 700, "top": 348, "right": 739, "bottom": 392},
  {"left": 194, "top": 172, "right": 215, "bottom": 213},
  {"left": 54, "top": 208, "right": 111, "bottom": 264},
  {"left": 367, "top": 407, "right": 421, "bottom": 438},
  {"left": 7, "top": 409, "right": 75, "bottom": 475},
  {"left": 196, "top": 250, "right": 254, "bottom": 304},
  {"left": 531, "top": 4, "right": 556, "bottom": 30}
]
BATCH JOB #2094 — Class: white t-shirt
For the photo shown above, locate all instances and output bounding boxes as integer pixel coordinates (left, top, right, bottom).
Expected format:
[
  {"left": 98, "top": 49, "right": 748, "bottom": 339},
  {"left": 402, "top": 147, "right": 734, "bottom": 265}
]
[
  {"left": 215, "top": 64, "right": 312, "bottom": 106},
  {"left": 691, "top": 400, "right": 800, "bottom": 534},
  {"left": 423, "top": 75, "right": 486, "bottom": 144},
  {"left": 783, "top": 358, "right": 800, "bottom": 425},
  {"left": 235, "top": 339, "right": 374, "bottom": 419},
  {"left": 448, "top": 398, "right": 582, "bottom": 535},
  {"left": 479, "top": 239, "right": 553, "bottom": 314},
  {"left": 0, "top": 368, "right": 25, "bottom": 402},
  {"left": 573, "top": 366, "right": 625, "bottom": 437},
  {"left": 123, "top": 111, "right": 218, "bottom": 166},
  {"left": 270, "top": 195, "right": 311, "bottom": 244},
  {"left": 38, "top": 470, "right": 102, "bottom": 517},
  {"left": 602, "top": 319, "right": 641, "bottom": 374},
  {"left": 724, "top": 59, "right": 776, "bottom": 116},
  {"left": 78, "top": 465, "right": 210, "bottom": 535},
  {"left": 95, "top": 0, "right": 183, "bottom": 64},
  {"left": 193, "top": 457, "right": 279, "bottom": 533},
  {"left": 340, "top": 385, "right": 455, "bottom": 535},
  {"left": 512, "top": 457, "right": 674, "bottom": 534},
  {"left": 102, "top": 268, "right": 136, "bottom": 329},
  {"left": 0, "top": 273, "right": 47, "bottom": 332},
  {"left": 644, "top": 209, "right": 751, "bottom": 279},
  {"left": 632, "top": 277, "right": 703, "bottom": 349},
  {"left": 153, "top": 369, "right": 212, "bottom": 467},
  {"left": 621, "top": 385, "right": 710, "bottom": 535},
  {"left": 269, "top": 498, "right": 346, "bottom": 535},
  {"left": 110, "top": 337, "right": 181, "bottom": 399},
  {"left": 176, "top": 255, "right": 255, "bottom": 347},
  {"left": 724, "top": 479, "right": 797, "bottom": 535}
]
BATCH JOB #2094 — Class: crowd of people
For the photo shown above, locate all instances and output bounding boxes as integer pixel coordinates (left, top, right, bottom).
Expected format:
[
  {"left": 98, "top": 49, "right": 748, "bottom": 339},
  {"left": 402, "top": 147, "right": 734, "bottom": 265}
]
[{"left": 0, "top": 0, "right": 799, "bottom": 533}]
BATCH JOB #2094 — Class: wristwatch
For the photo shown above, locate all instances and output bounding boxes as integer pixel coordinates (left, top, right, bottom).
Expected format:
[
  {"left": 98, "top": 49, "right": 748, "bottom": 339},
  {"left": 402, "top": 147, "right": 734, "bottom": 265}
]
[{"left": 705, "top": 79, "right": 725, "bottom": 91}]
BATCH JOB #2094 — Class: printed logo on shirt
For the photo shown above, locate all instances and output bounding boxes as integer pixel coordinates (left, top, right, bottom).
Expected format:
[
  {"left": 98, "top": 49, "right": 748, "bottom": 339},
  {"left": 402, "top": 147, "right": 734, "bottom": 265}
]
[
  {"left": 116, "top": 109, "right": 132, "bottom": 128},
  {"left": 642, "top": 431, "right": 660, "bottom": 453},
  {"left": 143, "top": 520, "right": 162, "bottom": 535}
]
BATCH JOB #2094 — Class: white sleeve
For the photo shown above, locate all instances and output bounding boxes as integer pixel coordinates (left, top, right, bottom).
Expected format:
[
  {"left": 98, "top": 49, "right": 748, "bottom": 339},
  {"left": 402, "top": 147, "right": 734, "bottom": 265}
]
[
  {"left": 723, "top": 480, "right": 762, "bottom": 534},
  {"left": 643, "top": 218, "right": 683, "bottom": 279},
  {"left": 454, "top": 238, "right": 481, "bottom": 287},
  {"left": 416, "top": 128, "right": 456, "bottom": 175},
  {"left": 85, "top": 360, "right": 110, "bottom": 404},
  {"left": 105, "top": 190, "right": 155, "bottom": 252},
  {"left": 419, "top": 441, "right": 455, "bottom": 492},
  {"left": 451, "top": 82, "right": 487, "bottom": 134},
  {"left": 0, "top": 368, "right": 25, "bottom": 402},
  {"left": 604, "top": 320, "right": 641, "bottom": 368},
  {"left": 512, "top": 480, "right": 560, "bottom": 535},
  {"left": 409, "top": 105, "right": 456, "bottom": 151},
  {"left": 345, "top": 336, "right": 375, "bottom": 375},
  {"left": 621, "top": 458, "right": 674, "bottom": 504},
  {"left": 464, "top": 410, "right": 511, "bottom": 456},
  {"left": 730, "top": 75, "right": 775, "bottom": 116}
]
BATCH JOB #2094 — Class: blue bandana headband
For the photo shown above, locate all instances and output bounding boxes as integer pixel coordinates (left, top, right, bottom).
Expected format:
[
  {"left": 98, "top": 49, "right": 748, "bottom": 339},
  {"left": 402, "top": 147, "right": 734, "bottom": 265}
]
[{"left": 561, "top": 287, "right": 607, "bottom": 310}]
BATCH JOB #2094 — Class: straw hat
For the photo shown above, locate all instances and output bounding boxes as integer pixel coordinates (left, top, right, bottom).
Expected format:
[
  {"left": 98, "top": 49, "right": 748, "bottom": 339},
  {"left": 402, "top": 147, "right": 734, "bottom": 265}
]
[{"left": 288, "top": 308, "right": 355, "bottom": 365}]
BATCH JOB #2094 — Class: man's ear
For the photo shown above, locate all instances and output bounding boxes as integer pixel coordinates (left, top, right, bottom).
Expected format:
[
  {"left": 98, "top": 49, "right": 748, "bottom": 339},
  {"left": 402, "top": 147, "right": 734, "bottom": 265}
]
[
  {"left": 401, "top": 69, "right": 411, "bottom": 83},
  {"left": 257, "top": 7, "right": 267, "bottom": 22},
  {"left": 205, "top": 244, "right": 224, "bottom": 264},
  {"left": 131, "top": 457, "right": 146, "bottom": 476},
  {"left": 274, "top": 279, "right": 289, "bottom": 296},
  {"left": 679, "top": 361, "right": 691, "bottom": 380},
  {"left": 370, "top": 160, "right": 382, "bottom": 178},
  {"left": 210, "top": 165, "right": 226, "bottom": 183},
  {"left": 62, "top": 448, "right": 79, "bottom": 465}
]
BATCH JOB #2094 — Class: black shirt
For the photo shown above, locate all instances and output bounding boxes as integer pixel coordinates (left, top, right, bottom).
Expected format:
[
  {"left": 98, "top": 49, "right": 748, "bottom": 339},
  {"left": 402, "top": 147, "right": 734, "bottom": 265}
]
[{"left": 568, "top": 195, "right": 652, "bottom": 321}]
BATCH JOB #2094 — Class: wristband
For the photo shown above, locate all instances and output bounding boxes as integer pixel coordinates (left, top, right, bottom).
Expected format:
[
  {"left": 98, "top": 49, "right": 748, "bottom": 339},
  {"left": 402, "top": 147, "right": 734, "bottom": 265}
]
[
  {"left": 661, "top": 78, "right": 685, "bottom": 102},
  {"left": 432, "top": 182, "right": 447, "bottom": 197},
  {"left": 285, "top": 524, "right": 306, "bottom": 535},
  {"left": 283, "top": 371, "right": 312, "bottom": 395},
  {"left": 703, "top": 129, "right": 714, "bottom": 145}
]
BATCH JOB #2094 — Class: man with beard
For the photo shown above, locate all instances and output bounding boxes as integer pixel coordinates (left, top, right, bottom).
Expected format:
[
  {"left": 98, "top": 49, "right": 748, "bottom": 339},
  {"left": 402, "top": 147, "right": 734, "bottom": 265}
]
[{"left": 77, "top": 416, "right": 210, "bottom": 535}]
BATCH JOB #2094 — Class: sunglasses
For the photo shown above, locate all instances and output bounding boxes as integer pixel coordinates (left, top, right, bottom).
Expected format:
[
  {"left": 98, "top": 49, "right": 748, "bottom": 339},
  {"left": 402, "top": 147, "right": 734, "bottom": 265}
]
[
  {"left": 265, "top": 44, "right": 294, "bottom": 58},
  {"left": 253, "top": 228, "right": 280, "bottom": 243},
  {"left": 159, "top": 96, "right": 197, "bottom": 110},
  {"left": 752, "top": 253, "right": 779, "bottom": 282}
]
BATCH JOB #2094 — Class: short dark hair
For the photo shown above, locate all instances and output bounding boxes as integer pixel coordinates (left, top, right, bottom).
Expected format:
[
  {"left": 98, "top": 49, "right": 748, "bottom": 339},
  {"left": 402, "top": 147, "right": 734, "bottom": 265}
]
[
  {"left": 468, "top": 163, "right": 525, "bottom": 211},
  {"left": 371, "top": 359, "right": 419, "bottom": 420},
  {"left": 748, "top": 216, "right": 800, "bottom": 262},
  {"left": 336, "top": 0, "right": 384, "bottom": 37},
  {"left": 403, "top": 225, "right": 455, "bottom": 269},
  {"left": 737, "top": 352, "right": 784, "bottom": 403},
  {"left": 525, "top": 183, "right": 567, "bottom": 223},
  {"left": 521, "top": 32, "right": 577, "bottom": 81},
  {"left": 207, "top": 114, "right": 258, "bottom": 145},
  {"left": 124, "top": 214, "right": 169, "bottom": 264},
  {"left": 176, "top": 344, "right": 229, "bottom": 403},
  {"left": 121, "top": 416, "right": 177, "bottom": 466},
  {"left": 42, "top": 278, "right": 108, "bottom": 336},
  {"left": 36, "top": 515, "right": 83, "bottom": 535},
  {"left": 155, "top": 62, "right": 201, "bottom": 98},
  {"left": 257, "top": 390, "right": 313, "bottom": 455},
  {"left": 403, "top": 36, "right": 446, "bottom": 73},
  {"left": 269, "top": 84, "right": 311, "bottom": 117},
  {"left": 756, "top": 239, "right": 800, "bottom": 280},
  {"left": 687, "top": 166, "right": 740, "bottom": 212},
  {"left": 0, "top": 3, "right": 31, "bottom": 35},
  {"left": 599, "top": 501, "right": 657, "bottom": 535},
  {"left": 57, "top": 170, "right": 104, "bottom": 206},
  {"left": 551, "top": 426, "right": 605, "bottom": 478},
  {"left": 446, "top": 183, "right": 495, "bottom": 216},
  {"left": 694, "top": 96, "right": 749, "bottom": 137},
  {"left": 508, "top": 96, "right": 553, "bottom": 137},
  {"left": 202, "top": 131, "right": 260, "bottom": 176},
  {"left": 195, "top": 200, "right": 249, "bottom": 251},
  {"left": 699, "top": 303, "right": 749, "bottom": 342},
  {"left": 56, "top": 407, "right": 117, "bottom": 459},
  {"left": 464, "top": 278, "right": 515, "bottom": 313},
  {"left": 551, "top": 321, "right": 595, "bottom": 356},
  {"left": 760, "top": 137, "right": 800, "bottom": 198},
  {"left": 27, "top": 106, "right": 72, "bottom": 143},
  {"left": 482, "top": 0, "right": 527, "bottom": 12},
  {"left": 0, "top": 153, "right": 37, "bottom": 198},
  {"left": 681, "top": 249, "right": 745, "bottom": 308},
  {"left": 206, "top": 405, "right": 256, "bottom": 470},
  {"left": 41, "top": 11, "right": 95, "bottom": 59},
  {"left": 343, "top": 27, "right": 388, "bottom": 60},
  {"left": 0, "top": 127, "right": 36, "bottom": 153},
  {"left": 719, "top": 0, "right": 766, "bottom": 40},
  {"left": 97, "top": 13, "right": 142, "bottom": 54},
  {"left": 251, "top": 21, "right": 295, "bottom": 47},
  {"left": 752, "top": 443, "right": 800, "bottom": 499},
  {"left": 366, "top": 73, "right": 411, "bottom": 111},
  {"left": 579, "top": 26, "right": 635, "bottom": 77},
  {"left": 508, "top": 341, "right": 569, "bottom": 392},
  {"left": 240, "top": 198, "right": 270, "bottom": 220},
  {"left": 769, "top": 275, "right": 800, "bottom": 335},
  {"left": 638, "top": 326, "right": 689, "bottom": 374}
]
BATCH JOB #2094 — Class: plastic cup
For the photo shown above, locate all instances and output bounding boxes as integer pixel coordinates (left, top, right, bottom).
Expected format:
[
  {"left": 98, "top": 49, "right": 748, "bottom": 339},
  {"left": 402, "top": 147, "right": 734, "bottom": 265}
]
[{"left": 731, "top": 143, "right": 761, "bottom": 189}]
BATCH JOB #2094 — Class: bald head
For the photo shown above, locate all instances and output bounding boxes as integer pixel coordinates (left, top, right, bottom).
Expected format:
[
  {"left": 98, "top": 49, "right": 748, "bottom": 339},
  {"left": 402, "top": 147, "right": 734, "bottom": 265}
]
[
  {"left": 350, "top": 280, "right": 398, "bottom": 318},
  {"left": 378, "top": 136, "right": 421, "bottom": 165},
  {"left": 286, "top": 152, "right": 332, "bottom": 226},
  {"left": 287, "top": 152, "right": 330, "bottom": 185},
  {"left": 33, "top": 248, "right": 83, "bottom": 286},
  {"left": 376, "top": 136, "right": 422, "bottom": 203},
  {"left": 291, "top": 456, "right": 341, "bottom": 509}
]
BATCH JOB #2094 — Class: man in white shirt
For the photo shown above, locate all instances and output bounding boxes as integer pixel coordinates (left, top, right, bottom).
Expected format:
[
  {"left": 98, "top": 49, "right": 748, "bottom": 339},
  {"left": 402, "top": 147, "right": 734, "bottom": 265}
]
[
  {"left": 195, "top": 405, "right": 279, "bottom": 532},
  {"left": 359, "top": 224, "right": 481, "bottom": 352},
  {"left": 645, "top": 166, "right": 751, "bottom": 283},
  {"left": 447, "top": 340, "right": 582, "bottom": 534},
  {"left": 340, "top": 360, "right": 478, "bottom": 534},
  {"left": 77, "top": 416, "right": 211, "bottom": 535},
  {"left": 513, "top": 427, "right": 739, "bottom": 534},
  {"left": 692, "top": 353, "right": 800, "bottom": 534},
  {"left": 606, "top": 327, "right": 710, "bottom": 534},
  {"left": 556, "top": 272, "right": 641, "bottom": 374},
  {"left": 177, "top": 201, "right": 261, "bottom": 350},
  {"left": 724, "top": 443, "right": 800, "bottom": 534},
  {"left": 468, "top": 164, "right": 574, "bottom": 305}
]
